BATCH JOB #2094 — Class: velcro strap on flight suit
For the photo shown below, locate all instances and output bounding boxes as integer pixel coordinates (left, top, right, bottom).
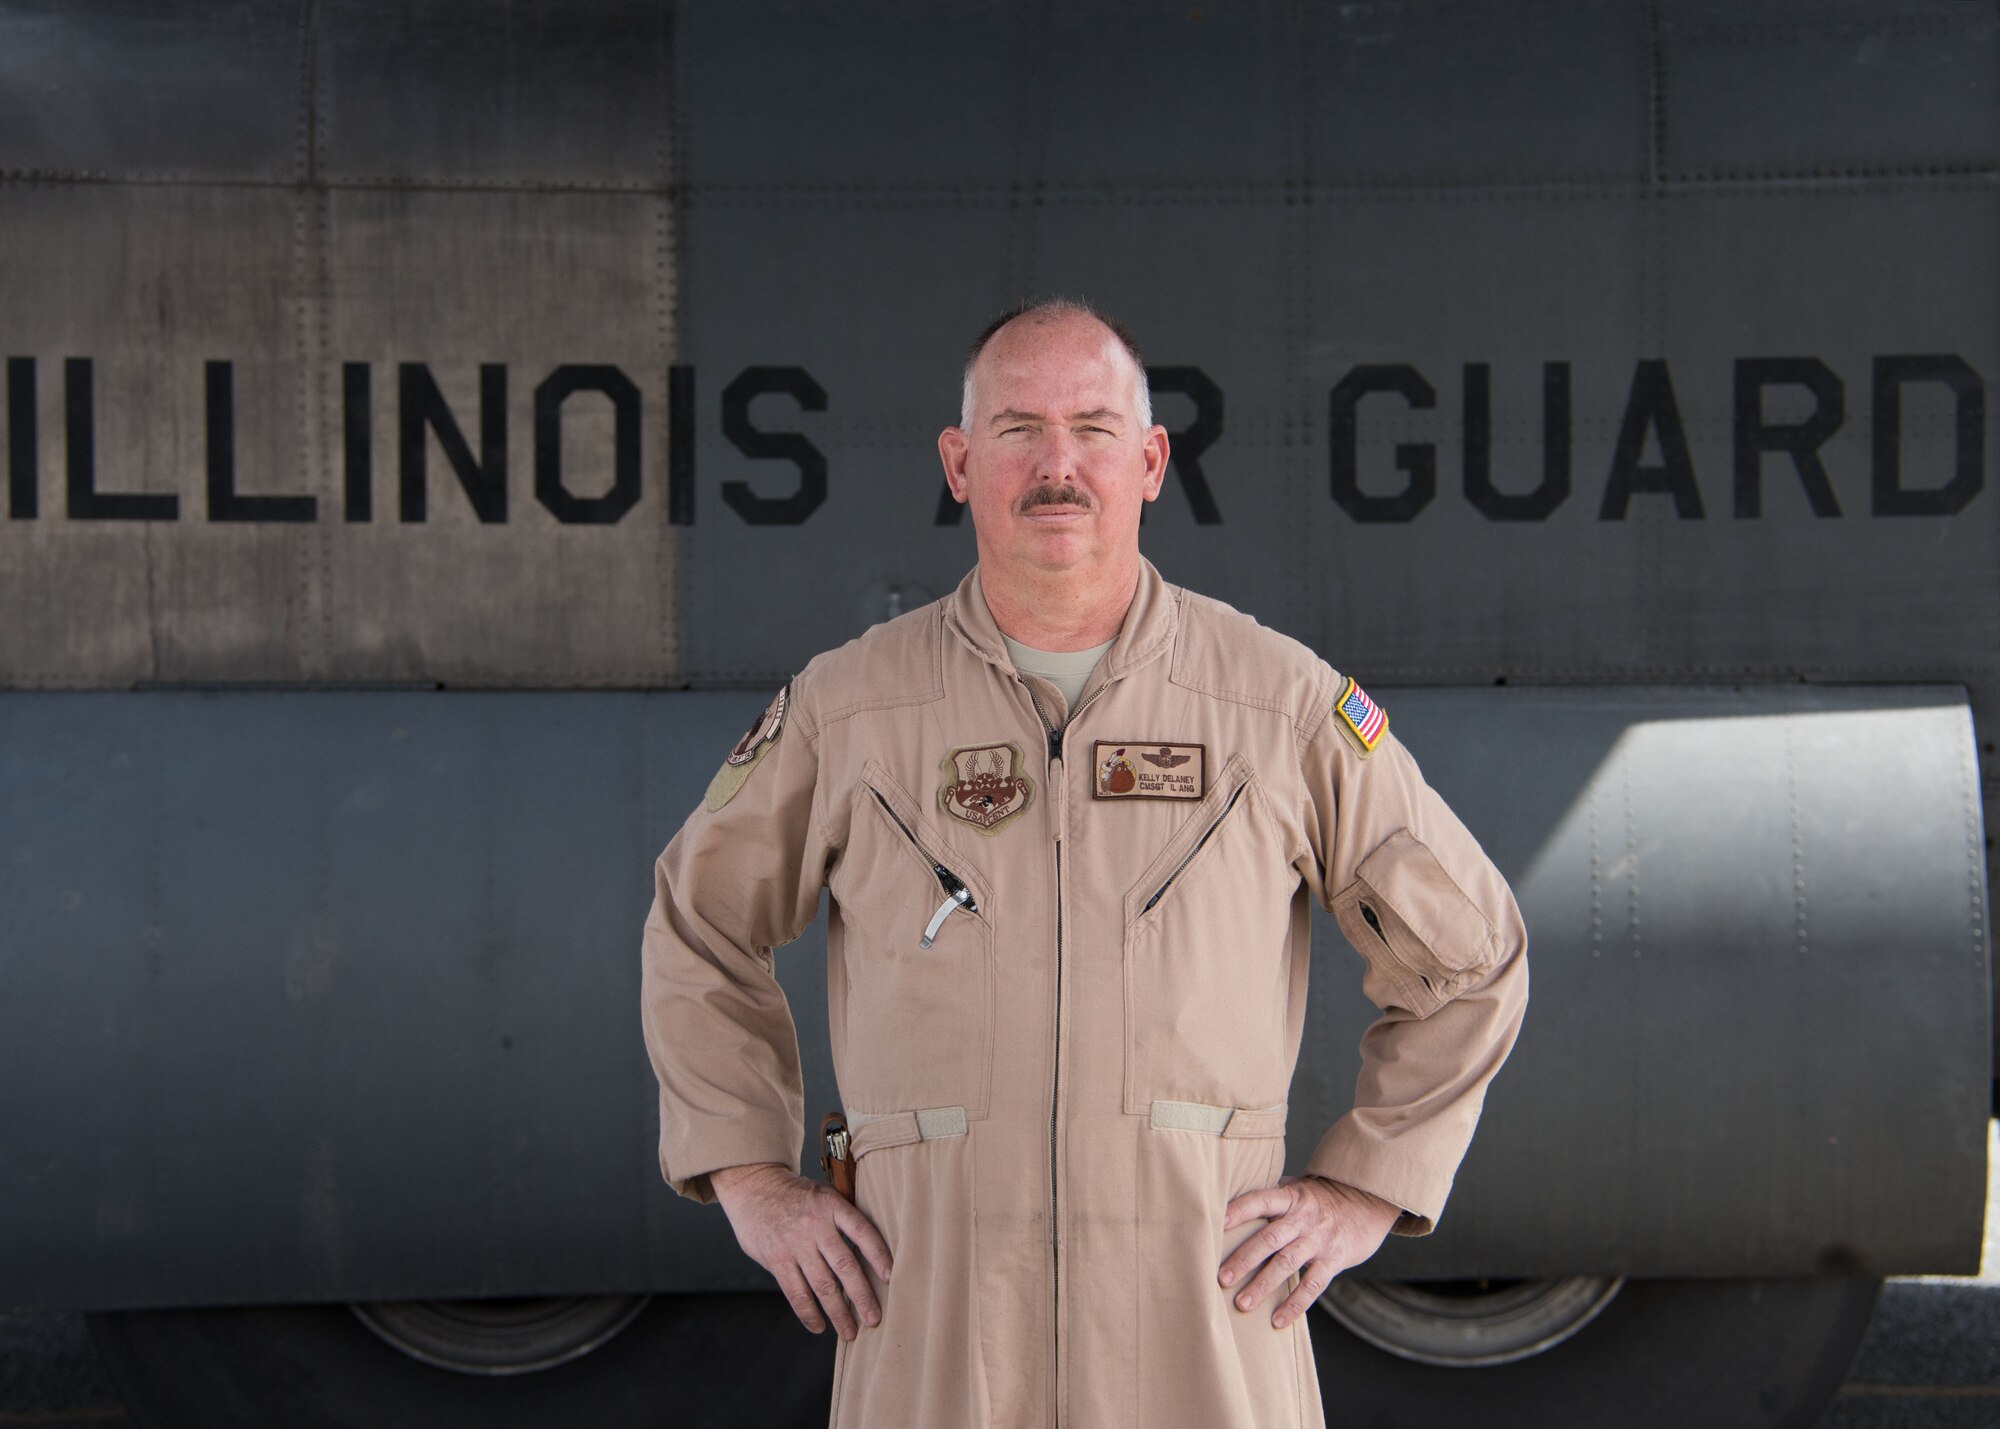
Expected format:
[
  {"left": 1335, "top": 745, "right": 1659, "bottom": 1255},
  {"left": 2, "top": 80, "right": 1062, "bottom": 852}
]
[
  {"left": 1148, "top": 1100, "right": 1288, "bottom": 1139},
  {"left": 845, "top": 1105, "right": 969, "bottom": 1158}
]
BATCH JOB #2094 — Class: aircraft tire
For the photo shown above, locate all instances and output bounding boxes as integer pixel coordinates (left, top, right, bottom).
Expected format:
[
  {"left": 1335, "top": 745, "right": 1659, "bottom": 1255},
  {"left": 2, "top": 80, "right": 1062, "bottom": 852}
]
[
  {"left": 87, "top": 1292, "right": 833, "bottom": 1428},
  {"left": 1307, "top": 1275, "right": 1880, "bottom": 1429},
  {"left": 85, "top": 1277, "right": 1880, "bottom": 1428}
]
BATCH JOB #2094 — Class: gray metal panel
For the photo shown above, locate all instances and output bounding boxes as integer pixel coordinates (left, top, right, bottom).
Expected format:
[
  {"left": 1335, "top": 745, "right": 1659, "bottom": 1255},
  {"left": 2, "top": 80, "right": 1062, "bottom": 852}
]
[
  {"left": 316, "top": 0, "right": 673, "bottom": 188},
  {"left": 1333, "top": 687, "right": 1992, "bottom": 1278},
  {"left": 1659, "top": 0, "right": 2000, "bottom": 177},
  {"left": 0, "top": 686, "right": 1984, "bottom": 1308},
  {"left": 0, "top": 691, "right": 763, "bottom": 1308},
  {"left": 0, "top": 0, "right": 302, "bottom": 181},
  {"left": 673, "top": 196, "right": 1007, "bottom": 681},
  {"left": 1280, "top": 182, "right": 2000, "bottom": 681},
  {"left": 1300, "top": 0, "right": 1650, "bottom": 185},
  {"left": 680, "top": 173, "right": 2000, "bottom": 679},
  {"left": 1039, "top": 4, "right": 1300, "bottom": 191},
  {"left": 0, "top": 182, "right": 316, "bottom": 685},
  {"left": 1630, "top": 186, "right": 1999, "bottom": 677},
  {"left": 670, "top": 4, "right": 2000, "bottom": 698},
  {"left": 0, "top": 182, "right": 680, "bottom": 688},
  {"left": 676, "top": 2, "right": 1033, "bottom": 193},
  {"left": 0, "top": 0, "right": 682, "bottom": 692},
  {"left": 320, "top": 186, "right": 678, "bottom": 686},
  {"left": 1291, "top": 188, "right": 1652, "bottom": 665},
  {"left": 0, "top": 0, "right": 1987, "bottom": 705},
  {"left": 682, "top": 0, "right": 1649, "bottom": 194}
]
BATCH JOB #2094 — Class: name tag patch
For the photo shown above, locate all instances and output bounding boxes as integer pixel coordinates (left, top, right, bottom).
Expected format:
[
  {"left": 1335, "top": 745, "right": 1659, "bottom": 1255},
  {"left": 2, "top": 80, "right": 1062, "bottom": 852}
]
[{"left": 1092, "top": 742, "right": 1206, "bottom": 801}]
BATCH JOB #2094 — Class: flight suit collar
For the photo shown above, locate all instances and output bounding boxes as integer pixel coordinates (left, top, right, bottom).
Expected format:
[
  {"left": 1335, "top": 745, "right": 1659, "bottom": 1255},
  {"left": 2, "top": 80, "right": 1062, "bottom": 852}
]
[{"left": 945, "top": 556, "right": 1180, "bottom": 687}]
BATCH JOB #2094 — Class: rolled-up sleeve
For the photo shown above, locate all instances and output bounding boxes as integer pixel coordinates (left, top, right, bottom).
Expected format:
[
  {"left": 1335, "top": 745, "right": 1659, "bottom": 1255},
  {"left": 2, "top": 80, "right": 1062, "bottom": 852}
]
[
  {"left": 1293, "top": 668, "right": 1529, "bottom": 1235},
  {"left": 640, "top": 683, "right": 835, "bottom": 1204}
]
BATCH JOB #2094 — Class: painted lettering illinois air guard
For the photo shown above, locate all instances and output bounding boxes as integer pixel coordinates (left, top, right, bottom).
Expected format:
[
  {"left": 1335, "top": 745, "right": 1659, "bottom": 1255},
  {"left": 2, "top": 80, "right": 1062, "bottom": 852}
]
[{"left": 5, "top": 354, "right": 1977, "bottom": 527}]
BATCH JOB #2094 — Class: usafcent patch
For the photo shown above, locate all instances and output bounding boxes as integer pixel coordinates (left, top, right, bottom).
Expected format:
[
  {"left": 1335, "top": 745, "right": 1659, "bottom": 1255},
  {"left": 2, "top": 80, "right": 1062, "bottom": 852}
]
[
  {"left": 938, "top": 742, "right": 1034, "bottom": 833},
  {"left": 705, "top": 684, "right": 789, "bottom": 812}
]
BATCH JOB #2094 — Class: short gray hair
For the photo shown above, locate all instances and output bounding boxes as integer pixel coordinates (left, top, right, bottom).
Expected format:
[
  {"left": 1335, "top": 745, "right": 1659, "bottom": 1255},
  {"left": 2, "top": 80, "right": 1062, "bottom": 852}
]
[{"left": 959, "top": 298, "right": 1152, "bottom": 430}]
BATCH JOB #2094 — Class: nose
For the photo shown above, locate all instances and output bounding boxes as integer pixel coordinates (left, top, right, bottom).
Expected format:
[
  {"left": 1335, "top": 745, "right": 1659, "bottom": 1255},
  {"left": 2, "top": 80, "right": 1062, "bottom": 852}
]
[{"left": 1034, "top": 426, "right": 1080, "bottom": 483}]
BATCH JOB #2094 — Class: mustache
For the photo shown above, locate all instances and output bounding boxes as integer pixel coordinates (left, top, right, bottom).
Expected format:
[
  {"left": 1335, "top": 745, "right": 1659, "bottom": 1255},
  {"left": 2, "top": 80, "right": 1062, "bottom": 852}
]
[{"left": 1019, "top": 484, "right": 1091, "bottom": 512}]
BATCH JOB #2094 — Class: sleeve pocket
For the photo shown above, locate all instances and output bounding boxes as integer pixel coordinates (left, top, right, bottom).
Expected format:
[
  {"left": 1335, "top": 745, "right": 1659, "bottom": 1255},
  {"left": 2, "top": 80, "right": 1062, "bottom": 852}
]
[{"left": 1332, "top": 828, "right": 1498, "bottom": 1018}]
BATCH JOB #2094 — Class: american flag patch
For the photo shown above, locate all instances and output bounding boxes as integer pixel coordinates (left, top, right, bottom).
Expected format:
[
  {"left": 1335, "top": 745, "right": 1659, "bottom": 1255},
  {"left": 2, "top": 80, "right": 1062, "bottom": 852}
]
[{"left": 1336, "top": 676, "right": 1387, "bottom": 753}]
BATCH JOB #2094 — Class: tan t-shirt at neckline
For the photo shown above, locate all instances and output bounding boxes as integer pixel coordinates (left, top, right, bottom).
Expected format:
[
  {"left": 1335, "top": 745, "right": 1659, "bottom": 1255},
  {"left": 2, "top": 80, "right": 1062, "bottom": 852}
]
[{"left": 1002, "top": 634, "right": 1114, "bottom": 712}]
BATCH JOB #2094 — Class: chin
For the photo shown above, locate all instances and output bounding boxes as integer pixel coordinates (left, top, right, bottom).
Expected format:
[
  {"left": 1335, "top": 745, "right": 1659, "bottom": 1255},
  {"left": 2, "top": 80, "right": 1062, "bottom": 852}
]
[{"left": 1027, "top": 543, "right": 1093, "bottom": 572}]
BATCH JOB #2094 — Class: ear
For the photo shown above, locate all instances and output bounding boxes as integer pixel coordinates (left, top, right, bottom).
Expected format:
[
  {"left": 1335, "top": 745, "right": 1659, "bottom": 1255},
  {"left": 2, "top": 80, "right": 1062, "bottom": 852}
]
[
  {"left": 938, "top": 426, "right": 972, "bottom": 503},
  {"left": 1139, "top": 423, "right": 1171, "bottom": 503}
]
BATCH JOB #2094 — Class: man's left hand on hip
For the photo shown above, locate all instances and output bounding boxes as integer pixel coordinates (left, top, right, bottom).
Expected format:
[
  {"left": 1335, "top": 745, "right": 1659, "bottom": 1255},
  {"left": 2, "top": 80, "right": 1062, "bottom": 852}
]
[{"left": 1218, "top": 1175, "right": 1402, "bottom": 1330}]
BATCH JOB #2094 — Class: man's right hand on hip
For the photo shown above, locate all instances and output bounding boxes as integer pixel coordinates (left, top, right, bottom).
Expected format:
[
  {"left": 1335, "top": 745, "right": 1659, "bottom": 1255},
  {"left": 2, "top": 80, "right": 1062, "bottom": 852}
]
[{"left": 710, "top": 1162, "right": 895, "bottom": 1341}]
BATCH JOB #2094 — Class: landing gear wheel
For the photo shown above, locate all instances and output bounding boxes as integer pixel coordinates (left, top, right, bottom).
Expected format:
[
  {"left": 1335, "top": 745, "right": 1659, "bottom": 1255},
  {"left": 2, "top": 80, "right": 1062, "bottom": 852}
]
[
  {"left": 1320, "top": 1275, "right": 1625, "bottom": 1367},
  {"left": 88, "top": 1292, "right": 833, "bottom": 1429},
  {"left": 349, "top": 1295, "right": 652, "bottom": 1375},
  {"left": 1309, "top": 1276, "right": 1880, "bottom": 1429}
]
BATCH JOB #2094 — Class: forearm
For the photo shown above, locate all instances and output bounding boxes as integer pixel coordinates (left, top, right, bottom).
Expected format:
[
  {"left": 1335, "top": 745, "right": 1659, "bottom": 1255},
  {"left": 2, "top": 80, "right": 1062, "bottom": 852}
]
[
  {"left": 1305, "top": 946, "right": 1527, "bottom": 1233},
  {"left": 1303, "top": 1173, "right": 1401, "bottom": 1223},
  {"left": 709, "top": 1161, "right": 792, "bottom": 1201},
  {"left": 641, "top": 855, "right": 810, "bottom": 1202}
]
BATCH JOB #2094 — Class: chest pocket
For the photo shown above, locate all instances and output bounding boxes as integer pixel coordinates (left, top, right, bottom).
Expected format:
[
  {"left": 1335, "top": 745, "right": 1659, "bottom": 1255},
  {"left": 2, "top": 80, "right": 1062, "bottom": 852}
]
[
  {"left": 826, "top": 759, "right": 994, "bottom": 1121},
  {"left": 1121, "top": 755, "right": 1300, "bottom": 1114}
]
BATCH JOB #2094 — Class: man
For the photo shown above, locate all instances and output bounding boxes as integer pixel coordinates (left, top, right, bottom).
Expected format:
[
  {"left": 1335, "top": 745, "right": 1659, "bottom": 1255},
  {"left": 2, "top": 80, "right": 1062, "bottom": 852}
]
[{"left": 640, "top": 299, "right": 1528, "bottom": 1428}]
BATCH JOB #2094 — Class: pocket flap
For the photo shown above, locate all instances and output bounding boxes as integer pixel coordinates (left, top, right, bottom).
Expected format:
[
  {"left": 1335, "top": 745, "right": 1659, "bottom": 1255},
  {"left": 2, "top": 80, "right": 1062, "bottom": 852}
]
[
  {"left": 859, "top": 759, "right": 991, "bottom": 912},
  {"left": 1122, "top": 753, "right": 1255, "bottom": 925},
  {"left": 1334, "top": 828, "right": 1497, "bottom": 1017}
]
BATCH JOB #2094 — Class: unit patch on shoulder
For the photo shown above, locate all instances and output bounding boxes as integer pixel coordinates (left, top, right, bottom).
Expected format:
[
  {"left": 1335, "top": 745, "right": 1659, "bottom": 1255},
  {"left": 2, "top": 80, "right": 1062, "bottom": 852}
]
[
  {"left": 1092, "top": 742, "right": 1206, "bottom": 800},
  {"left": 1333, "top": 676, "right": 1387, "bottom": 757},
  {"left": 938, "top": 742, "right": 1034, "bottom": 833},
  {"left": 704, "top": 684, "right": 789, "bottom": 812}
]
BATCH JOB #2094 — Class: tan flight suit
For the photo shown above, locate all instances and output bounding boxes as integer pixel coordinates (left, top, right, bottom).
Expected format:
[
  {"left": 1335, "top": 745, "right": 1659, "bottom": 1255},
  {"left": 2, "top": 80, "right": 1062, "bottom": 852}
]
[{"left": 641, "top": 558, "right": 1528, "bottom": 1429}]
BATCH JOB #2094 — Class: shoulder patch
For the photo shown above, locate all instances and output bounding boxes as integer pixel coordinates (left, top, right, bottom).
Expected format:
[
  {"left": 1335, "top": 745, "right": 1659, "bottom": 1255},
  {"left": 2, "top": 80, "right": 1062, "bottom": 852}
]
[
  {"left": 1333, "top": 676, "right": 1387, "bottom": 756},
  {"left": 704, "top": 684, "right": 789, "bottom": 812}
]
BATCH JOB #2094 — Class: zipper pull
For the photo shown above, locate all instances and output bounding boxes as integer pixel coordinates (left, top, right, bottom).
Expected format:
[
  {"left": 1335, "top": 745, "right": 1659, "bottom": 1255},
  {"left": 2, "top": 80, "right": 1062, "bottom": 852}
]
[
  {"left": 920, "top": 872, "right": 974, "bottom": 947},
  {"left": 1048, "top": 725, "right": 1063, "bottom": 763}
]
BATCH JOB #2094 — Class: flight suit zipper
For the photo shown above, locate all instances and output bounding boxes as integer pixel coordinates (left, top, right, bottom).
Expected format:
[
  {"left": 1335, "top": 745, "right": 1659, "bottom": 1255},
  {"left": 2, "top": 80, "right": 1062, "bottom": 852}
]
[
  {"left": 867, "top": 789, "right": 979, "bottom": 947},
  {"left": 1038, "top": 698, "right": 1066, "bottom": 1428},
  {"left": 1021, "top": 679, "right": 1094, "bottom": 1429},
  {"left": 994, "top": 666, "right": 1111, "bottom": 1426}
]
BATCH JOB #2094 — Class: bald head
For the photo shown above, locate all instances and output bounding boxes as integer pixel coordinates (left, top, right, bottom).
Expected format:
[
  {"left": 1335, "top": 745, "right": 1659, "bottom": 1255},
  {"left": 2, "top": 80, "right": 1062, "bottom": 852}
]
[
  {"left": 959, "top": 299, "right": 1152, "bottom": 431},
  {"left": 935, "top": 296, "right": 1173, "bottom": 612}
]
